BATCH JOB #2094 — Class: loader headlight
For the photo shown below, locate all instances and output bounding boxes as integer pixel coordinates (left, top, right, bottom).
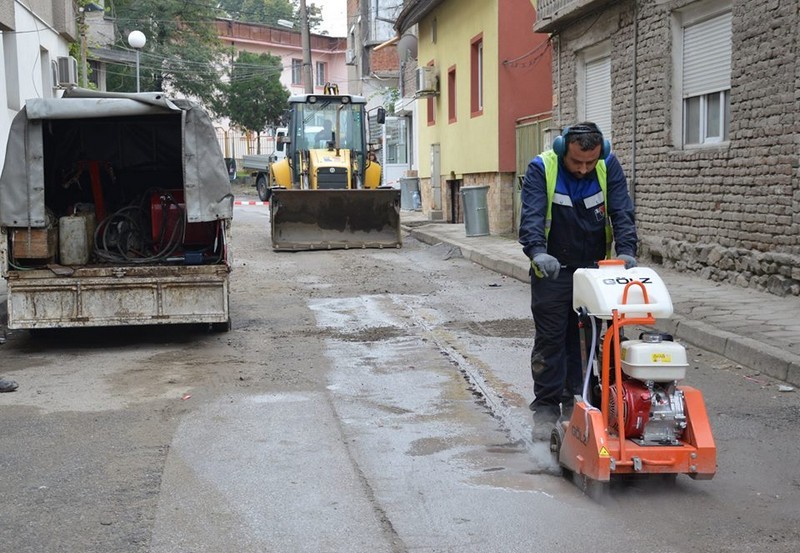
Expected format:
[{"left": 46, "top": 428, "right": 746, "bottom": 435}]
[{"left": 308, "top": 96, "right": 317, "bottom": 103}]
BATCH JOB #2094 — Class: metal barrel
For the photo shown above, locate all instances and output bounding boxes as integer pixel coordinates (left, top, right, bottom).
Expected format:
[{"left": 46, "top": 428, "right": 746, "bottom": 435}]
[{"left": 269, "top": 189, "right": 402, "bottom": 250}]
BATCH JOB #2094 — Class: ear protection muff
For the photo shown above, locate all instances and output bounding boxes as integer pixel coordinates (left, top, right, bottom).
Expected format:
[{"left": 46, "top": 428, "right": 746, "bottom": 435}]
[{"left": 553, "top": 124, "right": 611, "bottom": 159}]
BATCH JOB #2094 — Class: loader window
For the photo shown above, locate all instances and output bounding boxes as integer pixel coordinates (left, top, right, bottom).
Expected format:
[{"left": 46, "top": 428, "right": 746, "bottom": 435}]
[{"left": 294, "top": 101, "right": 366, "bottom": 155}]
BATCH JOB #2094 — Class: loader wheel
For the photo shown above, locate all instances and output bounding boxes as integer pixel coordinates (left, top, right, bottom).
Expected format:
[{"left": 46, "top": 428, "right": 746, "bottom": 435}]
[{"left": 256, "top": 175, "right": 271, "bottom": 202}]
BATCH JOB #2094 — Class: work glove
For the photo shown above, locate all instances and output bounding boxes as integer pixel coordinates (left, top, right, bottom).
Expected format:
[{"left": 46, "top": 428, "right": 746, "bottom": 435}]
[
  {"left": 532, "top": 253, "right": 561, "bottom": 280},
  {"left": 616, "top": 254, "right": 637, "bottom": 269}
]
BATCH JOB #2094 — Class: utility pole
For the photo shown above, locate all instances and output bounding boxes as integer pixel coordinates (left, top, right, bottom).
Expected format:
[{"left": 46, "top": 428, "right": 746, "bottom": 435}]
[{"left": 299, "top": 0, "right": 313, "bottom": 93}]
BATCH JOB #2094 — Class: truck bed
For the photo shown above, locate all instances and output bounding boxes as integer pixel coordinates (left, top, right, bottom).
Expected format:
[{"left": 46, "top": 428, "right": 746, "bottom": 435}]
[
  {"left": 5, "top": 264, "right": 230, "bottom": 330},
  {"left": 241, "top": 154, "right": 273, "bottom": 171}
]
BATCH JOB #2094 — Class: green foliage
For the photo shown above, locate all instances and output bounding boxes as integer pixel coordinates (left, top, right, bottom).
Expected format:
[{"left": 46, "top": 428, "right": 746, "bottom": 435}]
[
  {"left": 384, "top": 87, "right": 400, "bottom": 114},
  {"left": 217, "top": 0, "right": 325, "bottom": 33},
  {"left": 107, "top": 0, "right": 227, "bottom": 112},
  {"left": 218, "top": 0, "right": 293, "bottom": 25},
  {"left": 305, "top": 3, "right": 325, "bottom": 33},
  {"left": 225, "top": 51, "right": 290, "bottom": 134}
]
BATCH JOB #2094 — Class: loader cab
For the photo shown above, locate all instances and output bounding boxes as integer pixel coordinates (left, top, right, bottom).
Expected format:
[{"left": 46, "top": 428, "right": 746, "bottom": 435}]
[{"left": 286, "top": 93, "right": 369, "bottom": 186}]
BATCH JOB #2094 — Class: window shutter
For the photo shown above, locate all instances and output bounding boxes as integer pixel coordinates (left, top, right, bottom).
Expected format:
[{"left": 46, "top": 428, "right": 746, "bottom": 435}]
[
  {"left": 584, "top": 56, "right": 612, "bottom": 139},
  {"left": 683, "top": 12, "right": 732, "bottom": 97}
]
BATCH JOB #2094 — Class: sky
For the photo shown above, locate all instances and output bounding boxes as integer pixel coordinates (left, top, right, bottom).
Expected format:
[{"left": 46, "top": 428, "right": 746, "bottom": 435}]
[{"left": 311, "top": 0, "right": 348, "bottom": 37}]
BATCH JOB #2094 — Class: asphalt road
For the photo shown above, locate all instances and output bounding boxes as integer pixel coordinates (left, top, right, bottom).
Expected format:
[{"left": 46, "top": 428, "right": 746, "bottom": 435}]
[{"left": 0, "top": 201, "right": 798, "bottom": 552}]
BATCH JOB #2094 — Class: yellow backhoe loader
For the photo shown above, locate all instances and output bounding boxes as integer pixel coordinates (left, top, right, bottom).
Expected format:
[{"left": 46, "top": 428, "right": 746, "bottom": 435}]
[{"left": 266, "top": 84, "right": 401, "bottom": 250}]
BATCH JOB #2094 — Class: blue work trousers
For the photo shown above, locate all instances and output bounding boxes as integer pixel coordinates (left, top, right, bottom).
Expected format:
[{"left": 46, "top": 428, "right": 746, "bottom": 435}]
[{"left": 529, "top": 267, "right": 590, "bottom": 416}]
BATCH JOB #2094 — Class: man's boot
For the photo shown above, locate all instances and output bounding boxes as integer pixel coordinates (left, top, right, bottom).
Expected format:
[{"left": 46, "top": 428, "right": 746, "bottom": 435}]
[{"left": 531, "top": 406, "right": 559, "bottom": 441}]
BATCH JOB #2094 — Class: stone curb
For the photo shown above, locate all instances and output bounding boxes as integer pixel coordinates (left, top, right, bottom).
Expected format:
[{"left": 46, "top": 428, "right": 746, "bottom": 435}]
[{"left": 405, "top": 225, "right": 800, "bottom": 387}]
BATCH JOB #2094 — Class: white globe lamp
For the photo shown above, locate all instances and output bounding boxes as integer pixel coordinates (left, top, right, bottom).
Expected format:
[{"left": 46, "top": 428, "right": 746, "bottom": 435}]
[{"left": 127, "top": 30, "right": 146, "bottom": 92}]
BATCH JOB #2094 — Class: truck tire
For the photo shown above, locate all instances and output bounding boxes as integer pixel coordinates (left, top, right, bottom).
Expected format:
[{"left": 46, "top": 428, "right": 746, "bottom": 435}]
[{"left": 256, "top": 174, "right": 271, "bottom": 202}]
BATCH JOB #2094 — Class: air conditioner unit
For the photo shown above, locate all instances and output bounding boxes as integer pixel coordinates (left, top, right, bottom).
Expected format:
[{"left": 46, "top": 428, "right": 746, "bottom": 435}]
[
  {"left": 345, "top": 49, "right": 356, "bottom": 65},
  {"left": 415, "top": 65, "right": 438, "bottom": 97},
  {"left": 56, "top": 56, "right": 78, "bottom": 87}
]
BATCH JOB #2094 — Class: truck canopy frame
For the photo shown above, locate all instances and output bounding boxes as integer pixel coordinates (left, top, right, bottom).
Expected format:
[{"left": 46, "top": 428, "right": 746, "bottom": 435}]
[{"left": 0, "top": 88, "right": 233, "bottom": 228}]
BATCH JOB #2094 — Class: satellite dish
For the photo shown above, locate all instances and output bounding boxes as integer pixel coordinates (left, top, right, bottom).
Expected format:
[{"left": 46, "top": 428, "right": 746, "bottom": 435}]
[{"left": 397, "top": 34, "right": 417, "bottom": 61}]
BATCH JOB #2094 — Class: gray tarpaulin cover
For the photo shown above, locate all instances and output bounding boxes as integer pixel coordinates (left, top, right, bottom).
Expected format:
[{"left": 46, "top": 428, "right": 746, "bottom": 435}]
[{"left": 0, "top": 88, "right": 233, "bottom": 227}]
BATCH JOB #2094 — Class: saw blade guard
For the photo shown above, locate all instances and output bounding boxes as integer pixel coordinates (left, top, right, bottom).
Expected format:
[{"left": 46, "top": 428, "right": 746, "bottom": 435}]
[{"left": 572, "top": 260, "right": 674, "bottom": 320}]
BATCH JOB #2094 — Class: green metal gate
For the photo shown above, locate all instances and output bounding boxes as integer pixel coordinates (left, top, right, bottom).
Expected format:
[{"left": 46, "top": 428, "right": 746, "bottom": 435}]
[{"left": 514, "top": 116, "right": 552, "bottom": 232}]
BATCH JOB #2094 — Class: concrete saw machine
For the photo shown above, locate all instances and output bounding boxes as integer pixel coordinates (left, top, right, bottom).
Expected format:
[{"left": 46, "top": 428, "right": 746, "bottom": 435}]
[{"left": 551, "top": 260, "right": 717, "bottom": 491}]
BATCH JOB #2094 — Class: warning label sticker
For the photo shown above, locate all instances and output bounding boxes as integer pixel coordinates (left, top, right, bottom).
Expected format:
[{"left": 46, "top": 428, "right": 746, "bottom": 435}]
[{"left": 599, "top": 446, "right": 610, "bottom": 458}]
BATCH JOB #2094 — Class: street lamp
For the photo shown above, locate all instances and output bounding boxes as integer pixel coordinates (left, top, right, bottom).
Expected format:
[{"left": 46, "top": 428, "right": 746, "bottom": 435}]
[{"left": 127, "top": 30, "right": 146, "bottom": 92}]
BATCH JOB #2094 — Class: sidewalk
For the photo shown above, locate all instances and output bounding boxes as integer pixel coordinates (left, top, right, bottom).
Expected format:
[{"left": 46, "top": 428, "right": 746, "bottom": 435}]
[{"left": 401, "top": 210, "right": 800, "bottom": 387}]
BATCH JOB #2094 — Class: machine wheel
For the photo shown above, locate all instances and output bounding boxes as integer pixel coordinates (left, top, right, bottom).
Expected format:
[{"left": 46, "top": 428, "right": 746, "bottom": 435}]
[
  {"left": 549, "top": 423, "right": 565, "bottom": 465},
  {"left": 256, "top": 174, "right": 271, "bottom": 202}
]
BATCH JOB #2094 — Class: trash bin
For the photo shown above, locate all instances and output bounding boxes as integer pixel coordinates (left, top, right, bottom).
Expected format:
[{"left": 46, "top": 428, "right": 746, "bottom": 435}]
[
  {"left": 399, "top": 177, "right": 420, "bottom": 210},
  {"left": 461, "top": 185, "right": 490, "bottom": 237}
]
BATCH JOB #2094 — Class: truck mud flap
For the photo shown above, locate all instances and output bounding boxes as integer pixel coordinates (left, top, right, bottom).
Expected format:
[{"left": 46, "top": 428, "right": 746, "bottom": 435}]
[{"left": 270, "top": 189, "right": 402, "bottom": 250}]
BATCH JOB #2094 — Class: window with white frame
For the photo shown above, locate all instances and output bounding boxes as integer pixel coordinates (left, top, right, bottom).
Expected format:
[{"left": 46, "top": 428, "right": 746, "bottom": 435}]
[
  {"left": 577, "top": 41, "right": 612, "bottom": 142},
  {"left": 385, "top": 117, "right": 408, "bottom": 164},
  {"left": 370, "top": 0, "right": 403, "bottom": 42},
  {"left": 681, "top": 11, "right": 732, "bottom": 146},
  {"left": 583, "top": 55, "right": 612, "bottom": 139},
  {"left": 315, "top": 61, "right": 326, "bottom": 87},
  {"left": 291, "top": 58, "right": 302, "bottom": 85}
]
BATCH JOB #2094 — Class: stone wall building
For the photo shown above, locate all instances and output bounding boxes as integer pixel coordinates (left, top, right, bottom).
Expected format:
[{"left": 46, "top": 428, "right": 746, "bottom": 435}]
[{"left": 535, "top": 0, "right": 800, "bottom": 296}]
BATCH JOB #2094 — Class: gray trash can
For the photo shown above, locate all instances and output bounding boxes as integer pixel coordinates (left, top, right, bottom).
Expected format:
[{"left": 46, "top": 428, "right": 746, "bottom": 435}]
[
  {"left": 461, "top": 185, "right": 490, "bottom": 237},
  {"left": 399, "top": 177, "right": 419, "bottom": 210}
]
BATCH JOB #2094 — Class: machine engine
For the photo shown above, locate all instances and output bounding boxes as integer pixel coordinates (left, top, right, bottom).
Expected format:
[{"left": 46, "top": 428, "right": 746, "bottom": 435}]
[
  {"left": 608, "top": 332, "right": 689, "bottom": 444},
  {"left": 609, "top": 379, "right": 687, "bottom": 444}
]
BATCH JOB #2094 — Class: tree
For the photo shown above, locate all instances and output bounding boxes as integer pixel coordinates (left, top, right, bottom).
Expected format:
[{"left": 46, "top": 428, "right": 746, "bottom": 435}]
[
  {"left": 218, "top": 0, "right": 292, "bottom": 25},
  {"left": 226, "top": 51, "right": 290, "bottom": 152},
  {"left": 217, "top": 0, "right": 325, "bottom": 33},
  {"left": 107, "top": 0, "right": 228, "bottom": 112}
]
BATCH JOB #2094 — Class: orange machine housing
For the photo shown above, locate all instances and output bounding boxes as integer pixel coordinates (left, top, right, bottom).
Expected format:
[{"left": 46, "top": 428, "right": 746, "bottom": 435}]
[{"left": 556, "top": 275, "right": 717, "bottom": 482}]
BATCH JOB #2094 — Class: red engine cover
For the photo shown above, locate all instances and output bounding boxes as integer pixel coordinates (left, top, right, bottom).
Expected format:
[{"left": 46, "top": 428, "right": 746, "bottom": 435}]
[{"left": 609, "top": 380, "right": 651, "bottom": 439}]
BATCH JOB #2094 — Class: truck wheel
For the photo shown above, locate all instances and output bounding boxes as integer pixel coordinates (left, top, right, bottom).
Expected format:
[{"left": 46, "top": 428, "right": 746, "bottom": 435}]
[{"left": 256, "top": 175, "right": 271, "bottom": 202}]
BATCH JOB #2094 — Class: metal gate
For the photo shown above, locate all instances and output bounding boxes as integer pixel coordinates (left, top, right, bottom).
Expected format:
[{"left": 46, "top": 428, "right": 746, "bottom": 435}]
[{"left": 514, "top": 116, "right": 552, "bottom": 232}]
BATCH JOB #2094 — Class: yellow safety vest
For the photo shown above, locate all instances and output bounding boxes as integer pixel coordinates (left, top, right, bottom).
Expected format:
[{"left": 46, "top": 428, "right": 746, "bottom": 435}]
[{"left": 538, "top": 150, "right": 612, "bottom": 257}]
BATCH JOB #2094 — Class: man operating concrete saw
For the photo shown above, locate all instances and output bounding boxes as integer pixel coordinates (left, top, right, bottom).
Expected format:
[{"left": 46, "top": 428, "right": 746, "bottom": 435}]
[{"left": 519, "top": 122, "right": 638, "bottom": 440}]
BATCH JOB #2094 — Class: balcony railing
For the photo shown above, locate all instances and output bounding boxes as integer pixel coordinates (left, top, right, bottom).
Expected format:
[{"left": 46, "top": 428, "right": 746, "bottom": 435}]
[{"left": 535, "top": 0, "right": 616, "bottom": 33}]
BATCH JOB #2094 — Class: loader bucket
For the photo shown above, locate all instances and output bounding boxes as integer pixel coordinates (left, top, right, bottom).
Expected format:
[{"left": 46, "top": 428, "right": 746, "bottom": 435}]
[{"left": 269, "top": 189, "right": 402, "bottom": 250}]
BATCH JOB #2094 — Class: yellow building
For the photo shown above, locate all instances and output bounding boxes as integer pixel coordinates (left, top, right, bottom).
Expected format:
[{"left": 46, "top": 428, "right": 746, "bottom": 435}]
[{"left": 396, "top": 0, "right": 551, "bottom": 235}]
